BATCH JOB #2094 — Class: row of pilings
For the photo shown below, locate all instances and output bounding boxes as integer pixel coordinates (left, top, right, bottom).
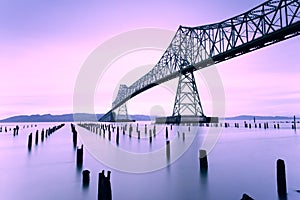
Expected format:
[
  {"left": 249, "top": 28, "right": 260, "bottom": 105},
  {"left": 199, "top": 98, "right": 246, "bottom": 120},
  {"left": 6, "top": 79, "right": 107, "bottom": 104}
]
[
  {"left": 27, "top": 124, "right": 65, "bottom": 151},
  {"left": 71, "top": 123, "right": 112, "bottom": 200},
  {"left": 77, "top": 121, "right": 295, "bottom": 199},
  {"left": 209, "top": 120, "right": 298, "bottom": 130},
  {"left": 0, "top": 124, "right": 38, "bottom": 133},
  {"left": 199, "top": 149, "right": 289, "bottom": 199}
]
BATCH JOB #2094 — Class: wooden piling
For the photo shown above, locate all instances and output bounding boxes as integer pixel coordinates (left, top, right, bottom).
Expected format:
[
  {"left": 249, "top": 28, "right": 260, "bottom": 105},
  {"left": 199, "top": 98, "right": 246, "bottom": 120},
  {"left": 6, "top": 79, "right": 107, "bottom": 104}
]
[
  {"left": 276, "top": 159, "right": 287, "bottom": 197},
  {"left": 98, "top": 170, "right": 112, "bottom": 200},
  {"left": 166, "top": 126, "right": 168, "bottom": 139},
  {"left": 166, "top": 141, "right": 170, "bottom": 161},
  {"left": 73, "top": 130, "right": 77, "bottom": 148},
  {"left": 28, "top": 133, "right": 32, "bottom": 150},
  {"left": 199, "top": 149, "right": 208, "bottom": 172},
  {"left": 82, "top": 170, "right": 90, "bottom": 186},
  {"left": 41, "top": 129, "right": 44, "bottom": 142},
  {"left": 77, "top": 145, "right": 83, "bottom": 166},
  {"left": 116, "top": 131, "right": 119, "bottom": 145},
  {"left": 149, "top": 129, "right": 152, "bottom": 143},
  {"left": 35, "top": 130, "right": 39, "bottom": 145}
]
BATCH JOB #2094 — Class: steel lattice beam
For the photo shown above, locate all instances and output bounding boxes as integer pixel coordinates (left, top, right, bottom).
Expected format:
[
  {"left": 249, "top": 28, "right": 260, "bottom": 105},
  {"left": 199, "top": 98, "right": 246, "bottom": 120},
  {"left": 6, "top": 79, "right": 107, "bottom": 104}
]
[
  {"left": 100, "top": 0, "right": 300, "bottom": 122},
  {"left": 172, "top": 71, "right": 204, "bottom": 116}
]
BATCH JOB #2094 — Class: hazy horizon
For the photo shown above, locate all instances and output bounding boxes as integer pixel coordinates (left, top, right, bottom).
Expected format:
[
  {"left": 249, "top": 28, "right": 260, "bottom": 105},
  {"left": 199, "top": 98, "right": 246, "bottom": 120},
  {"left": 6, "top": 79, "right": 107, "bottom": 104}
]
[{"left": 0, "top": 112, "right": 298, "bottom": 121}]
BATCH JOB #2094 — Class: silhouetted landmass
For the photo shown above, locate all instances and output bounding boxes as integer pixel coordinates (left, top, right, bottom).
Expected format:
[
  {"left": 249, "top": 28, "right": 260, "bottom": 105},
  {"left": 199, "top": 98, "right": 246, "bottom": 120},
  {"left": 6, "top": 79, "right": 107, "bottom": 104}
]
[
  {"left": 225, "top": 115, "right": 293, "bottom": 120},
  {"left": 0, "top": 114, "right": 295, "bottom": 123},
  {"left": 0, "top": 113, "right": 151, "bottom": 122}
]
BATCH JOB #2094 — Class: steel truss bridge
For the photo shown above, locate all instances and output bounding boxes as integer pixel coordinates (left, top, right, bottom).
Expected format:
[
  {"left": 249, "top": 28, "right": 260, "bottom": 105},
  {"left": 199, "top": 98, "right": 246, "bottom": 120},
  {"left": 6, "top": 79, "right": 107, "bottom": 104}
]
[{"left": 99, "top": 0, "right": 300, "bottom": 123}]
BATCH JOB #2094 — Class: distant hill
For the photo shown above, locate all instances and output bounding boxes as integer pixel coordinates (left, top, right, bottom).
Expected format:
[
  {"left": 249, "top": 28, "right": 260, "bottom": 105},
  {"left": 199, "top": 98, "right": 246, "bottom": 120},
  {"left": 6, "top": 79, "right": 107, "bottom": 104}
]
[
  {"left": 225, "top": 115, "right": 293, "bottom": 120},
  {"left": 0, "top": 114, "right": 295, "bottom": 123},
  {"left": 0, "top": 113, "right": 151, "bottom": 122}
]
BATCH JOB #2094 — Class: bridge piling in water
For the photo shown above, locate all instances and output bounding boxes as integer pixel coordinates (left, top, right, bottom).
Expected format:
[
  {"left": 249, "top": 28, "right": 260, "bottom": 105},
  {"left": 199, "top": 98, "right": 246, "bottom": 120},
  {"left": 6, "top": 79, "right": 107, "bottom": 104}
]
[
  {"left": 77, "top": 145, "right": 83, "bottom": 167},
  {"left": 276, "top": 159, "right": 287, "bottom": 197},
  {"left": 199, "top": 149, "right": 208, "bottom": 172},
  {"left": 166, "top": 126, "right": 168, "bottom": 139},
  {"left": 28, "top": 133, "right": 32, "bottom": 150},
  {"left": 149, "top": 129, "right": 152, "bottom": 143},
  {"left": 35, "top": 130, "right": 39, "bottom": 145},
  {"left": 41, "top": 129, "right": 44, "bottom": 142},
  {"left": 98, "top": 170, "right": 112, "bottom": 200},
  {"left": 82, "top": 170, "right": 90, "bottom": 187},
  {"left": 71, "top": 124, "right": 77, "bottom": 148},
  {"left": 166, "top": 141, "right": 170, "bottom": 161},
  {"left": 116, "top": 131, "right": 119, "bottom": 145}
]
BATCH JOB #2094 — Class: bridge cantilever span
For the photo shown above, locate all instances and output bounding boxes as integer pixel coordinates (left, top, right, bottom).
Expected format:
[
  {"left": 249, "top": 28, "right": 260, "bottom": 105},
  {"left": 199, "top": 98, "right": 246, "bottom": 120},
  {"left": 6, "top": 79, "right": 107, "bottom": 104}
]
[{"left": 99, "top": 0, "right": 300, "bottom": 122}]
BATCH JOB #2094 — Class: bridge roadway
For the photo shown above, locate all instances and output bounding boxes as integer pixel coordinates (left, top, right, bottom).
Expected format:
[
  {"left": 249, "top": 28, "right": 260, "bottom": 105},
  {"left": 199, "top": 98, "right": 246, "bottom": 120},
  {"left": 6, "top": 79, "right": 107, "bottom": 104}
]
[{"left": 100, "top": 0, "right": 300, "bottom": 122}]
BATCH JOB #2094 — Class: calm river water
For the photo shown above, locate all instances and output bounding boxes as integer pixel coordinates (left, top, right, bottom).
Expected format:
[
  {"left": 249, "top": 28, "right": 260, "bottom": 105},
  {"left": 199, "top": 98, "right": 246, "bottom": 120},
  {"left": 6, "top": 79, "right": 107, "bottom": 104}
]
[{"left": 0, "top": 120, "right": 299, "bottom": 200}]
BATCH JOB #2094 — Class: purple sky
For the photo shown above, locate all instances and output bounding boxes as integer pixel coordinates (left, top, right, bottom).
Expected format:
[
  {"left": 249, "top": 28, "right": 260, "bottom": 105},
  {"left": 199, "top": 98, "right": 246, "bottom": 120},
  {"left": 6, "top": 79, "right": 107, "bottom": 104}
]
[{"left": 0, "top": 0, "right": 299, "bottom": 119}]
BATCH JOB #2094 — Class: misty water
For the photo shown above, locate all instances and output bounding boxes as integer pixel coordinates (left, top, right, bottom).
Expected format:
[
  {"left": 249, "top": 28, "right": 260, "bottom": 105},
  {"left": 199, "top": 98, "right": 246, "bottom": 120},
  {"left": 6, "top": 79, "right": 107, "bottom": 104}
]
[{"left": 0, "top": 120, "right": 300, "bottom": 200}]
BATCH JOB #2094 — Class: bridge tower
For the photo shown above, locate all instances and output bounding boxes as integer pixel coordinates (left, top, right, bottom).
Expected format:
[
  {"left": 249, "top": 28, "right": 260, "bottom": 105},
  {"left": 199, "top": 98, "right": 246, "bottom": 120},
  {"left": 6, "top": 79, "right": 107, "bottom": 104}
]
[
  {"left": 115, "top": 103, "right": 131, "bottom": 121},
  {"left": 172, "top": 71, "right": 204, "bottom": 117}
]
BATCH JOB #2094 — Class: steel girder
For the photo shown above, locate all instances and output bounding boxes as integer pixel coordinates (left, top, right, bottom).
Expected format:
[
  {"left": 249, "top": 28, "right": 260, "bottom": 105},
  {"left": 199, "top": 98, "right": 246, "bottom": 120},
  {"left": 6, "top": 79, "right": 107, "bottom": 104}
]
[
  {"left": 99, "top": 0, "right": 300, "bottom": 122},
  {"left": 172, "top": 71, "right": 204, "bottom": 116}
]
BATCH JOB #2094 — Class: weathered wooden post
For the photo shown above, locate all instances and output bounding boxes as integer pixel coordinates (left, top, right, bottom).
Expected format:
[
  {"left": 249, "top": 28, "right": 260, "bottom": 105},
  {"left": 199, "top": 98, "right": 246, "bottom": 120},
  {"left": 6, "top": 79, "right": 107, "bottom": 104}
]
[
  {"left": 241, "top": 193, "right": 254, "bottom": 200},
  {"left": 73, "top": 130, "right": 77, "bottom": 148},
  {"left": 166, "top": 140, "right": 170, "bottom": 161},
  {"left": 35, "top": 130, "right": 39, "bottom": 145},
  {"left": 98, "top": 170, "right": 112, "bottom": 200},
  {"left": 293, "top": 115, "right": 296, "bottom": 130},
  {"left": 199, "top": 149, "right": 208, "bottom": 172},
  {"left": 41, "top": 129, "right": 44, "bottom": 142},
  {"left": 16, "top": 125, "right": 19, "bottom": 135},
  {"left": 165, "top": 126, "right": 168, "bottom": 139},
  {"left": 276, "top": 159, "right": 287, "bottom": 197},
  {"left": 149, "top": 129, "right": 152, "bottom": 143},
  {"left": 82, "top": 169, "right": 90, "bottom": 186},
  {"left": 77, "top": 145, "right": 83, "bottom": 167},
  {"left": 116, "top": 131, "right": 119, "bottom": 145},
  {"left": 28, "top": 133, "right": 32, "bottom": 150}
]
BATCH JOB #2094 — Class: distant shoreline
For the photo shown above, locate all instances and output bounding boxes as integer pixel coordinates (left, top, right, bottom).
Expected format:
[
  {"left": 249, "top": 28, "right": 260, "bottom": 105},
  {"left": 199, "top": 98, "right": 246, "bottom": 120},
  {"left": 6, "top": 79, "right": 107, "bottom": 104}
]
[{"left": 0, "top": 113, "right": 297, "bottom": 123}]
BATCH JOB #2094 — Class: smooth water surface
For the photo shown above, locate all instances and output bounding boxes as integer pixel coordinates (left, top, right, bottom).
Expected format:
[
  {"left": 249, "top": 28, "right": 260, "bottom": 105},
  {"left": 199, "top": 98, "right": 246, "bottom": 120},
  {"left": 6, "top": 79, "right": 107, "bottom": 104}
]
[{"left": 0, "top": 121, "right": 300, "bottom": 199}]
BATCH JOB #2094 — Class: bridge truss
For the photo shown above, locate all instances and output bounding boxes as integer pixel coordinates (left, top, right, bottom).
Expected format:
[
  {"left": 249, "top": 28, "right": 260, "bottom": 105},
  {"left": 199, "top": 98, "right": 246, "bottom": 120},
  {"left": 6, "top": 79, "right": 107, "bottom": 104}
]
[{"left": 100, "top": 0, "right": 300, "bottom": 122}]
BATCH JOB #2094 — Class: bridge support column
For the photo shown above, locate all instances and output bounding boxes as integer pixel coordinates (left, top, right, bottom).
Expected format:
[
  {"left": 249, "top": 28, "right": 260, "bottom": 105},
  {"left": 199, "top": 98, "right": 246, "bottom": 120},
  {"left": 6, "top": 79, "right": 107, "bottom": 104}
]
[
  {"left": 172, "top": 71, "right": 204, "bottom": 117},
  {"left": 114, "top": 103, "right": 133, "bottom": 122}
]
